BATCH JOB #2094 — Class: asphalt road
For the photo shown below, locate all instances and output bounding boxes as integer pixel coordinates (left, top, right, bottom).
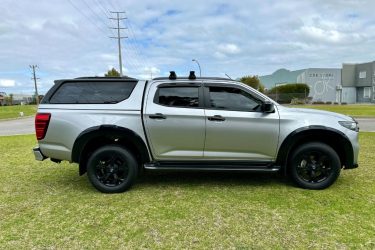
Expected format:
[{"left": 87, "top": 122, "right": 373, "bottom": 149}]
[
  {"left": 356, "top": 118, "right": 375, "bottom": 132},
  {"left": 0, "top": 116, "right": 374, "bottom": 136},
  {"left": 0, "top": 117, "right": 34, "bottom": 136}
]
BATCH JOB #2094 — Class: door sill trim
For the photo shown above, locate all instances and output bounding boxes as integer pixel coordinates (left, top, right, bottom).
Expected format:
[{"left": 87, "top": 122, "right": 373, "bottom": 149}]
[{"left": 144, "top": 161, "right": 280, "bottom": 172}]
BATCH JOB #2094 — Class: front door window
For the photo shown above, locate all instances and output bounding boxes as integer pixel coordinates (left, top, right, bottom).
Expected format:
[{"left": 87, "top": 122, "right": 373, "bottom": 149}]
[{"left": 208, "top": 86, "right": 261, "bottom": 112}]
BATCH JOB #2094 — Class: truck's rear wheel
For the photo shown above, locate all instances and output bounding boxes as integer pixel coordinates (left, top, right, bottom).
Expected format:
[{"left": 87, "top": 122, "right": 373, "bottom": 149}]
[
  {"left": 87, "top": 145, "right": 138, "bottom": 193},
  {"left": 290, "top": 142, "right": 341, "bottom": 190}
]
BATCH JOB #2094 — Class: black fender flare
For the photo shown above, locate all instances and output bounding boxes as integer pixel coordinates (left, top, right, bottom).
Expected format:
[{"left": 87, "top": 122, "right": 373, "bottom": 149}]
[
  {"left": 71, "top": 125, "right": 151, "bottom": 173},
  {"left": 276, "top": 125, "right": 354, "bottom": 173}
]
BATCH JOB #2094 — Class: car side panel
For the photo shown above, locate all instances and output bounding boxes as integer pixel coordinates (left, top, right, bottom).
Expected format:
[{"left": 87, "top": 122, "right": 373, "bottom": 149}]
[
  {"left": 143, "top": 81, "right": 206, "bottom": 160},
  {"left": 204, "top": 109, "right": 280, "bottom": 161},
  {"left": 37, "top": 81, "right": 149, "bottom": 161}
]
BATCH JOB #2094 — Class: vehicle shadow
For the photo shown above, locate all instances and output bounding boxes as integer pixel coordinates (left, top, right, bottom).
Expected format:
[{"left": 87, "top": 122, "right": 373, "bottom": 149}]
[
  {"left": 49, "top": 168, "right": 291, "bottom": 192},
  {"left": 137, "top": 171, "right": 290, "bottom": 188}
]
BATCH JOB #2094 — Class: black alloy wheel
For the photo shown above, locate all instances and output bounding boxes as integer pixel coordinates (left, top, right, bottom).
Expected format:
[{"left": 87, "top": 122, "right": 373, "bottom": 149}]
[
  {"left": 290, "top": 142, "right": 341, "bottom": 190},
  {"left": 87, "top": 145, "right": 138, "bottom": 193}
]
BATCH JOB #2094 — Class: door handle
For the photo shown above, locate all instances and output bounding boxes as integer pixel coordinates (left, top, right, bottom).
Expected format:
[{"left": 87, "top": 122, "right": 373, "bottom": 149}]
[
  {"left": 207, "top": 115, "right": 225, "bottom": 122},
  {"left": 149, "top": 113, "right": 166, "bottom": 119}
]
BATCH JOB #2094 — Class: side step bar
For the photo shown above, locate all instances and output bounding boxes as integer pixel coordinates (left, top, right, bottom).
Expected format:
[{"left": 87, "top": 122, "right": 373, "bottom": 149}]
[{"left": 144, "top": 162, "right": 281, "bottom": 172}]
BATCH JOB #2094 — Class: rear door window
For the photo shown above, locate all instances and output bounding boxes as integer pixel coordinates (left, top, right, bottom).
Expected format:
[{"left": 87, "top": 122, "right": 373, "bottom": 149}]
[
  {"left": 155, "top": 87, "right": 200, "bottom": 108},
  {"left": 49, "top": 81, "right": 137, "bottom": 104}
]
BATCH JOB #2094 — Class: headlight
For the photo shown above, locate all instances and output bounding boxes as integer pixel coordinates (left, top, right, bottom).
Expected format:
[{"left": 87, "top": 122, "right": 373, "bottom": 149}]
[{"left": 339, "top": 121, "right": 359, "bottom": 132}]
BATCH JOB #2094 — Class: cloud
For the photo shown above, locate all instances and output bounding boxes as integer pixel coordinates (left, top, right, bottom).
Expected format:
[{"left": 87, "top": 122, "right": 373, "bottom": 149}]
[
  {"left": 297, "top": 18, "right": 366, "bottom": 45},
  {"left": 217, "top": 43, "right": 241, "bottom": 55},
  {"left": 0, "top": 79, "right": 16, "bottom": 87},
  {"left": 1, "top": 0, "right": 375, "bottom": 93},
  {"left": 137, "top": 66, "right": 161, "bottom": 79}
]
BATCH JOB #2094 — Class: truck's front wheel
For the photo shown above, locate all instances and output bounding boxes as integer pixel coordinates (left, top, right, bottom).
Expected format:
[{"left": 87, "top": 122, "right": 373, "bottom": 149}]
[
  {"left": 290, "top": 142, "right": 341, "bottom": 190},
  {"left": 87, "top": 145, "right": 138, "bottom": 193}
]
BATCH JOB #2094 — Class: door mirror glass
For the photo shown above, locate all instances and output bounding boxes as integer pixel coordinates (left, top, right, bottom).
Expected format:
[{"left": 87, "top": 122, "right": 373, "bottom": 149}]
[{"left": 262, "top": 101, "right": 275, "bottom": 113}]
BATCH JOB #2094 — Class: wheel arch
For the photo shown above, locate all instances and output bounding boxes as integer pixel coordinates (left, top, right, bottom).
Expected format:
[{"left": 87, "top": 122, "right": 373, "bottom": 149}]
[
  {"left": 276, "top": 126, "right": 354, "bottom": 174},
  {"left": 72, "top": 125, "right": 151, "bottom": 175}
]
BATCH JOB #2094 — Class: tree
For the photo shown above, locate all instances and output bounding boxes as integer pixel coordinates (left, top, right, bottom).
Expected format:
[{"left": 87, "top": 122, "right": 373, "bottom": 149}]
[
  {"left": 105, "top": 68, "right": 121, "bottom": 77},
  {"left": 5, "top": 94, "right": 13, "bottom": 106},
  {"left": 239, "top": 75, "right": 265, "bottom": 93}
]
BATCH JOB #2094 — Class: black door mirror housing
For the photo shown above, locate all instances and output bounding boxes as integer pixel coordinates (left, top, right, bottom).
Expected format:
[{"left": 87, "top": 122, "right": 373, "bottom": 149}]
[{"left": 262, "top": 101, "right": 275, "bottom": 113}]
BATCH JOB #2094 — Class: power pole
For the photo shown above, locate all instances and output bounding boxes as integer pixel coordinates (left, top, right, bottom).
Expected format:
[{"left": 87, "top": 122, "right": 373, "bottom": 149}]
[
  {"left": 109, "top": 11, "right": 128, "bottom": 77},
  {"left": 30, "top": 65, "right": 40, "bottom": 105}
]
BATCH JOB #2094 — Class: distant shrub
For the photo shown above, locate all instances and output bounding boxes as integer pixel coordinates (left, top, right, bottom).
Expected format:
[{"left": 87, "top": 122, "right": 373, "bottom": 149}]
[
  {"left": 325, "top": 101, "right": 332, "bottom": 105},
  {"left": 334, "top": 102, "right": 338, "bottom": 105},
  {"left": 267, "top": 83, "right": 310, "bottom": 104},
  {"left": 342, "top": 102, "right": 348, "bottom": 105},
  {"left": 290, "top": 98, "right": 306, "bottom": 105},
  {"left": 312, "top": 101, "right": 325, "bottom": 104}
]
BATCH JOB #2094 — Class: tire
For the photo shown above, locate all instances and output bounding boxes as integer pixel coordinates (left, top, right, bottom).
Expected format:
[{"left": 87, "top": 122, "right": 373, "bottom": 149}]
[
  {"left": 86, "top": 145, "right": 138, "bottom": 193},
  {"left": 289, "top": 142, "right": 341, "bottom": 190}
]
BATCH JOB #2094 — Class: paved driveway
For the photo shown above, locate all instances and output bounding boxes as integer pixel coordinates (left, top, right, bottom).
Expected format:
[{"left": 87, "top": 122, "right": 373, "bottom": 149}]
[
  {"left": 0, "top": 117, "right": 374, "bottom": 136},
  {"left": 357, "top": 118, "right": 375, "bottom": 132},
  {"left": 0, "top": 117, "right": 34, "bottom": 136}
]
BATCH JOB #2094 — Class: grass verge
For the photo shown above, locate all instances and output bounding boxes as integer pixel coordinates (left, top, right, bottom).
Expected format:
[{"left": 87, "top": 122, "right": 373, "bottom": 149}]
[
  {"left": 0, "top": 105, "right": 37, "bottom": 120},
  {"left": 0, "top": 134, "right": 374, "bottom": 248},
  {"left": 290, "top": 104, "right": 375, "bottom": 117}
]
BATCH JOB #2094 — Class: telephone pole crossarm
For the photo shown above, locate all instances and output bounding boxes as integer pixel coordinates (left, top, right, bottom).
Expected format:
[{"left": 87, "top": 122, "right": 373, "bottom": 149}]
[{"left": 109, "top": 17, "right": 127, "bottom": 20}]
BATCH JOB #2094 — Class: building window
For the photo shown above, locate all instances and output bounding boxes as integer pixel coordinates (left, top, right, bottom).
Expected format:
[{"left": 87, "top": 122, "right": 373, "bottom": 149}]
[
  {"left": 359, "top": 71, "right": 367, "bottom": 79},
  {"left": 373, "top": 87, "right": 375, "bottom": 100},
  {"left": 364, "top": 87, "right": 371, "bottom": 98}
]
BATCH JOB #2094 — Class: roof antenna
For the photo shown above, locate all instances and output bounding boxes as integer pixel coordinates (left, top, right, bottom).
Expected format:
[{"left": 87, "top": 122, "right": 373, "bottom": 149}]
[
  {"left": 189, "top": 71, "right": 196, "bottom": 80},
  {"left": 169, "top": 71, "right": 177, "bottom": 80},
  {"left": 225, "top": 73, "right": 233, "bottom": 80}
]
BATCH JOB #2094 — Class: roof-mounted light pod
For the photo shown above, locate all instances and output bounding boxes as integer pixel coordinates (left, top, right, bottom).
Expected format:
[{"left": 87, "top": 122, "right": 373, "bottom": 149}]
[
  {"left": 169, "top": 71, "right": 177, "bottom": 80},
  {"left": 189, "top": 71, "right": 196, "bottom": 80}
]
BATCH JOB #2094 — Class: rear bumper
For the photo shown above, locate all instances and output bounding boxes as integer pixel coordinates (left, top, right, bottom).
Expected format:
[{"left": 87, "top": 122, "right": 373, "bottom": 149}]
[{"left": 33, "top": 147, "right": 47, "bottom": 161}]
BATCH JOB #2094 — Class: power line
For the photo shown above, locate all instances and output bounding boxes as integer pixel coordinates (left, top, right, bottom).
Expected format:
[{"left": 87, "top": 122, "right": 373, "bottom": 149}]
[
  {"left": 30, "top": 65, "right": 39, "bottom": 105},
  {"left": 107, "top": 0, "right": 119, "bottom": 13},
  {"left": 67, "top": 0, "right": 108, "bottom": 35},
  {"left": 92, "top": 0, "right": 111, "bottom": 18},
  {"left": 68, "top": 0, "right": 149, "bottom": 77},
  {"left": 105, "top": 0, "right": 149, "bottom": 75},
  {"left": 80, "top": 0, "right": 116, "bottom": 37},
  {"left": 66, "top": 0, "right": 120, "bottom": 75},
  {"left": 124, "top": 18, "right": 147, "bottom": 65},
  {"left": 109, "top": 11, "right": 128, "bottom": 76},
  {"left": 119, "top": 12, "right": 152, "bottom": 76},
  {"left": 122, "top": 42, "right": 143, "bottom": 73}
]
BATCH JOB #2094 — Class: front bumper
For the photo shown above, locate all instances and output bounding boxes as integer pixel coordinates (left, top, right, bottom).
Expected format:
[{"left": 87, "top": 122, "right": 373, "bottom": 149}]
[{"left": 33, "top": 147, "right": 47, "bottom": 161}]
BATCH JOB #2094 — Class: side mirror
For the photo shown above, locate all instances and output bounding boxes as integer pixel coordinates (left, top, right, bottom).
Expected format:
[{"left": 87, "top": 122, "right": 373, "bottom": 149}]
[{"left": 262, "top": 101, "right": 275, "bottom": 113}]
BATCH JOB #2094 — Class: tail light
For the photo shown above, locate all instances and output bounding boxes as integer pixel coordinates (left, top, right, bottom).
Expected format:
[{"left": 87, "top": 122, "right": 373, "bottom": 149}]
[{"left": 35, "top": 113, "right": 51, "bottom": 140}]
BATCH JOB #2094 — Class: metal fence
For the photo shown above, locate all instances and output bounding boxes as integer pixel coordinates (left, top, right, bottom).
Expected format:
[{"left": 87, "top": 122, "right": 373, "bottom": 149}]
[{"left": 266, "top": 93, "right": 310, "bottom": 104}]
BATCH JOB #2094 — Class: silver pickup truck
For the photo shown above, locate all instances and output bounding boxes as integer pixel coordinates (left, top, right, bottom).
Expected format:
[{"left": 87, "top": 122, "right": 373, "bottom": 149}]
[{"left": 33, "top": 72, "right": 359, "bottom": 193}]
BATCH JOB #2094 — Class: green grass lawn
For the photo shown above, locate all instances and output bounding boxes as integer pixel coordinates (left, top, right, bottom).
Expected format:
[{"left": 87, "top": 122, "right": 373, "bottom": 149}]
[
  {"left": 0, "top": 105, "right": 37, "bottom": 120},
  {"left": 0, "top": 134, "right": 374, "bottom": 248},
  {"left": 290, "top": 104, "right": 375, "bottom": 117}
]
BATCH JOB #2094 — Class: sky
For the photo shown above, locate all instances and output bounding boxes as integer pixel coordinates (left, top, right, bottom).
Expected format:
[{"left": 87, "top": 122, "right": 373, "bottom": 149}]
[{"left": 1, "top": 0, "right": 375, "bottom": 94}]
